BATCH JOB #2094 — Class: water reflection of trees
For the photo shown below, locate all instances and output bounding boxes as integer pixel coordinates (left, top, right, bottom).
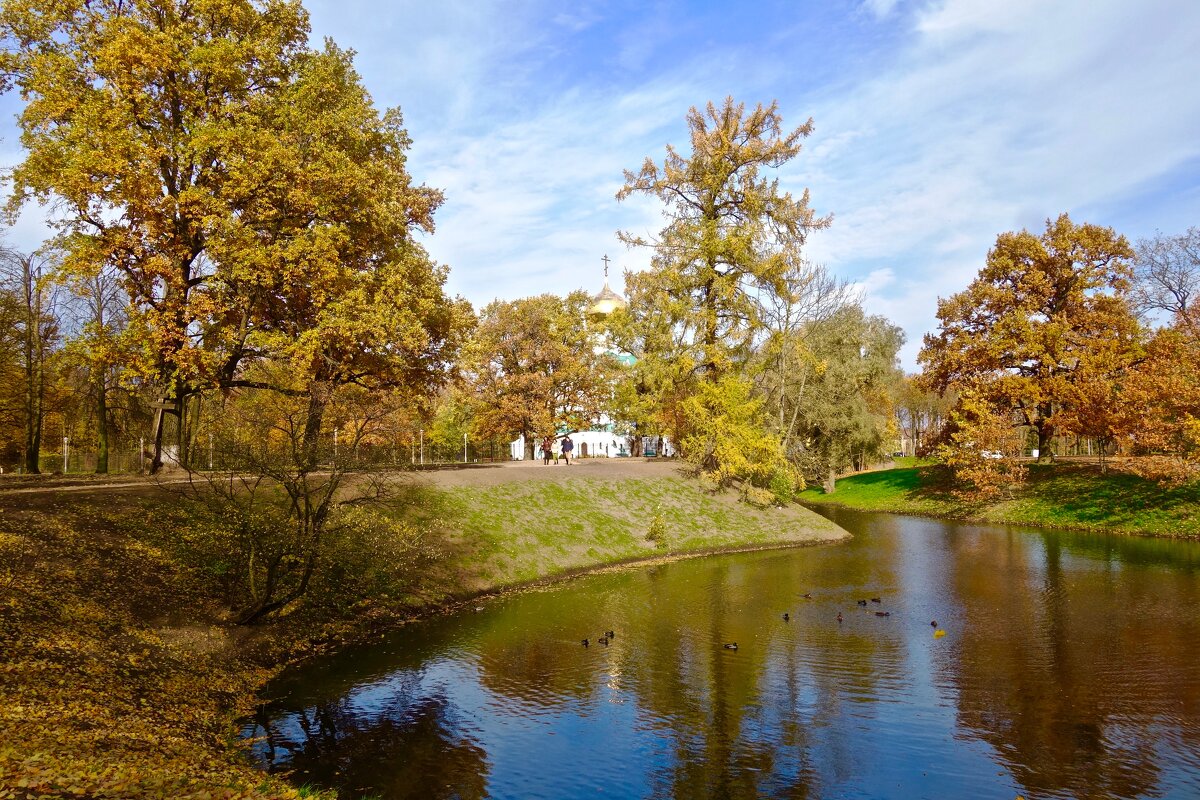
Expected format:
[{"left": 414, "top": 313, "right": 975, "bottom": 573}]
[
  {"left": 250, "top": 516, "right": 1200, "bottom": 799},
  {"left": 468, "top": 548, "right": 907, "bottom": 799},
  {"left": 939, "top": 528, "right": 1200, "bottom": 799},
  {"left": 249, "top": 692, "right": 489, "bottom": 800}
]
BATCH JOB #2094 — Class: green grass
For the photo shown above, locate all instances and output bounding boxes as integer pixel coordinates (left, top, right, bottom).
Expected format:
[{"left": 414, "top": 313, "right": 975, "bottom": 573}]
[
  {"left": 891, "top": 455, "right": 937, "bottom": 469},
  {"left": 393, "top": 475, "right": 848, "bottom": 597},
  {"left": 800, "top": 463, "right": 1200, "bottom": 538}
]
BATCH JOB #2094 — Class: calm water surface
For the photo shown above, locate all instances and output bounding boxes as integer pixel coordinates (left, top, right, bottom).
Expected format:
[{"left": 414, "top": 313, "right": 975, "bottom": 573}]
[{"left": 244, "top": 509, "right": 1200, "bottom": 799}]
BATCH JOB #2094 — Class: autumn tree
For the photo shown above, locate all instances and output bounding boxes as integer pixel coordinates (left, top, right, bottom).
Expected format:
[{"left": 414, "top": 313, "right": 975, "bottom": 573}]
[
  {"left": 754, "top": 257, "right": 857, "bottom": 455},
  {"left": 0, "top": 0, "right": 317, "bottom": 470},
  {"left": 185, "top": 366, "right": 416, "bottom": 624},
  {"left": 894, "top": 374, "right": 954, "bottom": 457},
  {"left": 1, "top": 1, "right": 461, "bottom": 475},
  {"left": 618, "top": 98, "right": 830, "bottom": 375},
  {"left": 919, "top": 214, "right": 1140, "bottom": 462},
  {"left": 1115, "top": 310, "right": 1200, "bottom": 483},
  {"left": 604, "top": 275, "right": 694, "bottom": 457},
  {"left": 616, "top": 98, "right": 829, "bottom": 481},
  {"left": 678, "top": 373, "right": 795, "bottom": 500},
  {"left": 934, "top": 389, "right": 1029, "bottom": 499},
  {"left": 199, "top": 42, "right": 469, "bottom": 469},
  {"left": 426, "top": 390, "right": 473, "bottom": 461},
  {"left": 464, "top": 292, "right": 614, "bottom": 460},
  {"left": 1047, "top": 324, "right": 1146, "bottom": 471},
  {"left": 0, "top": 248, "right": 61, "bottom": 473},
  {"left": 60, "top": 266, "right": 128, "bottom": 473}
]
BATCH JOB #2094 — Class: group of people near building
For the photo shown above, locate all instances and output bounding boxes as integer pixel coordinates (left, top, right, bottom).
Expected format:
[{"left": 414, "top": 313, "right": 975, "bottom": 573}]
[{"left": 540, "top": 435, "right": 575, "bottom": 465}]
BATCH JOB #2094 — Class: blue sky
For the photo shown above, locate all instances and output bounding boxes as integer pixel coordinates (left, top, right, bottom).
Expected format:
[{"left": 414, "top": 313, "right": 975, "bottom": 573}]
[{"left": 3, "top": 0, "right": 1199, "bottom": 367}]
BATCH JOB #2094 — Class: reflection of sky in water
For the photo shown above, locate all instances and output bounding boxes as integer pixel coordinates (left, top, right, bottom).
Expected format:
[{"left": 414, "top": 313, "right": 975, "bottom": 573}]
[{"left": 247, "top": 510, "right": 1200, "bottom": 800}]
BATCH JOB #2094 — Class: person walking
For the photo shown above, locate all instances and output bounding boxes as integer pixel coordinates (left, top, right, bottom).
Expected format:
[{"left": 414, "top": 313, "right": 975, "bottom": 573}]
[
  {"left": 561, "top": 435, "right": 574, "bottom": 465},
  {"left": 541, "top": 435, "right": 553, "bottom": 465}
]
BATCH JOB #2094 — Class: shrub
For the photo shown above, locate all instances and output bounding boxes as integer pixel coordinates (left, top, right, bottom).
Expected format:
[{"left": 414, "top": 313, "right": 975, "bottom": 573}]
[
  {"left": 307, "top": 507, "right": 430, "bottom": 615},
  {"left": 741, "top": 485, "right": 776, "bottom": 508},
  {"left": 646, "top": 507, "right": 669, "bottom": 549},
  {"left": 768, "top": 469, "right": 801, "bottom": 504}
]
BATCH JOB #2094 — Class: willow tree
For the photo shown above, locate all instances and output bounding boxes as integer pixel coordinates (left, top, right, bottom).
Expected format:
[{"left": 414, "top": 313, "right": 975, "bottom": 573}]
[
  {"left": 786, "top": 307, "right": 904, "bottom": 493},
  {"left": 919, "top": 214, "right": 1140, "bottom": 462},
  {"left": 616, "top": 98, "right": 829, "bottom": 484}
]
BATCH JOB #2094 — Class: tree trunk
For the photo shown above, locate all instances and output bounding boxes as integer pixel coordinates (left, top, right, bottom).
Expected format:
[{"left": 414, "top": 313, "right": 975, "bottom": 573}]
[
  {"left": 824, "top": 468, "right": 836, "bottom": 494},
  {"left": 1036, "top": 423, "right": 1054, "bottom": 463},
  {"left": 703, "top": 274, "right": 720, "bottom": 376},
  {"left": 21, "top": 279, "right": 43, "bottom": 474},
  {"left": 95, "top": 370, "right": 109, "bottom": 474},
  {"left": 23, "top": 354, "right": 41, "bottom": 474},
  {"left": 175, "top": 387, "right": 190, "bottom": 469},
  {"left": 300, "top": 390, "right": 327, "bottom": 470},
  {"left": 150, "top": 403, "right": 166, "bottom": 474}
]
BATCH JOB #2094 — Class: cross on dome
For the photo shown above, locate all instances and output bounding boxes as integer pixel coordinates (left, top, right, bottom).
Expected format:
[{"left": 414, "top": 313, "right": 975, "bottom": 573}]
[{"left": 588, "top": 254, "right": 627, "bottom": 317}]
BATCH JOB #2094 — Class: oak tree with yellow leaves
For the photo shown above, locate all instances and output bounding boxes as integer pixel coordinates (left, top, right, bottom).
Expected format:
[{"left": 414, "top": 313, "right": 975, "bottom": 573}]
[
  {"left": 0, "top": 0, "right": 466, "bottom": 472},
  {"left": 464, "top": 292, "right": 614, "bottom": 460}
]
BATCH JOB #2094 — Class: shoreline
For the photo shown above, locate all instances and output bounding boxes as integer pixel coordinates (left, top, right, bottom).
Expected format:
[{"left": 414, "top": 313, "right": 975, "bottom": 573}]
[
  {"left": 303, "top": 529, "right": 850, "bottom": 648},
  {"left": 798, "top": 464, "right": 1200, "bottom": 540}
]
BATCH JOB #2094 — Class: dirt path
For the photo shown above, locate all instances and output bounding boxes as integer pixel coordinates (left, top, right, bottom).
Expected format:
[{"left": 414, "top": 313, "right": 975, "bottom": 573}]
[
  {"left": 0, "top": 477, "right": 193, "bottom": 495},
  {"left": 415, "top": 458, "right": 684, "bottom": 488},
  {"left": 0, "top": 459, "right": 684, "bottom": 497}
]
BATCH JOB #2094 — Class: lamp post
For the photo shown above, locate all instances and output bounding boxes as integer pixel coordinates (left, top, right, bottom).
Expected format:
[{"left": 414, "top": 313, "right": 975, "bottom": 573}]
[
  {"left": 419, "top": 428, "right": 424, "bottom": 465},
  {"left": 463, "top": 433, "right": 468, "bottom": 463}
]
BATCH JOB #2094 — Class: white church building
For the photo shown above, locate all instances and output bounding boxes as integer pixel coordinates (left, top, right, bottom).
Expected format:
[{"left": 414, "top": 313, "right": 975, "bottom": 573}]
[{"left": 508, "top": 258, "right": 674, "bottom": 461}]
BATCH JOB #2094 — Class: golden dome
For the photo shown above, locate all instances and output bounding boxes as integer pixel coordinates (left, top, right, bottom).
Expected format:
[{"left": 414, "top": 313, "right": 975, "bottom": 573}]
[{"left": 588, "top": 281, "right": 627, "bottom": 316}]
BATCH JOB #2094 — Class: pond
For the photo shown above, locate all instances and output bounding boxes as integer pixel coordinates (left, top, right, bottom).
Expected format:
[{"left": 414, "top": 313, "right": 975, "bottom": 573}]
[{"left": 243, "top": 508, "right": 1200, "bottom": 799}]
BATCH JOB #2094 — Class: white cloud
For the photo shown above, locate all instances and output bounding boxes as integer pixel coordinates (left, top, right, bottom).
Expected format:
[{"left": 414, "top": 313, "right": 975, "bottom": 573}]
[
  {"left": 862, "top": 0, "right": 902, "bottom": 21},
  {"left": 414, "top": 79, "right": 700, "bottom": 305},
  {"left": 797, "top": 0, "right": 1200, "bottom": 365}
]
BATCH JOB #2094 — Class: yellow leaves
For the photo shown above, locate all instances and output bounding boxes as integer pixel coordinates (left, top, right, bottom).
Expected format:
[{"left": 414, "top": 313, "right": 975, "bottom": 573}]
[
  {"left": 4, "top": 0, "right": 461, "bottom": 425},
  {"left": 679, "top": 374, "right": 790, "bottom": 489},
  {"left": 466, "top": 293, "right": 609, "bottom": 441},
  {"left": 0, "top": 494, "right": 317, "bottom": 799}
]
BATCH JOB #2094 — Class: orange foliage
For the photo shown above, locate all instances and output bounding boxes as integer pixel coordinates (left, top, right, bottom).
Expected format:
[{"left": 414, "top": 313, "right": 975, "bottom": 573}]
[
  {"left": 920, "top": 214, "right": 1139, "bottom": 460},
  {"left": 1117, "top": 315, "right": 1200, "bottom": 484}
]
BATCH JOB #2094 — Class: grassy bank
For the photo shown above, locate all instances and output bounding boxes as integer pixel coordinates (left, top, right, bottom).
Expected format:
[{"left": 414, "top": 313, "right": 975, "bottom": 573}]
[
  {"left": 0, "top": 467, "right": 846, "bottom": 798},
  {"left": 799, "top": 463, "right": 1200, "bottom": 538},
  {"left": 400, "top": 473, "right": 848, "bottom": 597}
]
